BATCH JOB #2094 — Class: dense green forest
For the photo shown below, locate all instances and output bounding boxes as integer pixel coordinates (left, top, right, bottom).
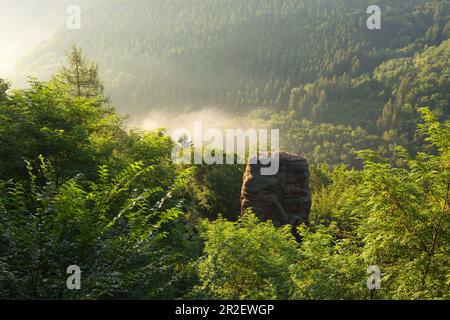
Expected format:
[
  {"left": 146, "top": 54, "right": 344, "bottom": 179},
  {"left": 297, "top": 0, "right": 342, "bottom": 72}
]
[
  {"left": 0, "top": 66, "right": 448, "bottom": 299},
  {"left": 1, "top": 0, "right": 449, "bottom": 300},
  {"left": 11, "top": 0, "right": 449, "bottom": 163},
  {"left": 13, "top": 0, "right": 450, "bottom": 113}
]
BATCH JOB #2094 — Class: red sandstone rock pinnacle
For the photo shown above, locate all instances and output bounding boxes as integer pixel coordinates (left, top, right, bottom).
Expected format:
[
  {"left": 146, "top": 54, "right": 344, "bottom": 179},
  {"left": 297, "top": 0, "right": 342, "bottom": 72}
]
[{"left": 240, "top": 152, "right": 311, "bottom": 241}]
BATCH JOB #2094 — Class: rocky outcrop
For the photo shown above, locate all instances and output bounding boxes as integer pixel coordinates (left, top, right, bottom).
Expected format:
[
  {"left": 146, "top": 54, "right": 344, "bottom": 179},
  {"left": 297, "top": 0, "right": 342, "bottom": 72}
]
[{"left": 240, "top": 152, "right": 311, "bottom": 240}]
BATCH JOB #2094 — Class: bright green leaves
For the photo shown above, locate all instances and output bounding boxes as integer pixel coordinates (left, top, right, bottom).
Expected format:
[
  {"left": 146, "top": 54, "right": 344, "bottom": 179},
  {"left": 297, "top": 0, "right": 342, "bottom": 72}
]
[
  {"left": 0, "top": 159, "right": 199, "bottom": 299},
  {"left": 291, "top": 224, "right": 367, "bottom": 300},
  {"left": 352, "top": 108, "right": 450, "bottom": 299},
  {"left": 192, "top": 211, "right": 298, "bottom": 300}
]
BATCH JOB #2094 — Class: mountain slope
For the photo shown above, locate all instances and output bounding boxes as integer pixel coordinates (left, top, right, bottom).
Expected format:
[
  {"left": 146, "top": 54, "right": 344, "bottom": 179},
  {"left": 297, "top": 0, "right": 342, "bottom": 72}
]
[{"left": 10, "top": 0, "right": 449, "bottom": 116}]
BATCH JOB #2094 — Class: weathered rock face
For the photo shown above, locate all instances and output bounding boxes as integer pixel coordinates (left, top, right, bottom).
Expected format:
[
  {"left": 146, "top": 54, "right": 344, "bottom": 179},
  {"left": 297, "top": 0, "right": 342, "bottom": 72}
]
[{"left": 240, "top": 152, "right": 311, "bottom": 240}]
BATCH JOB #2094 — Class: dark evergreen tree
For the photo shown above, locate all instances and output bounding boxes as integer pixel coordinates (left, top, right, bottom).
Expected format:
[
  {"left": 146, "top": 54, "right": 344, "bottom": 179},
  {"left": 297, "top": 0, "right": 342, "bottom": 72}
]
[{"left": 58, "top": 46, "right": 104, "bottom": 99}]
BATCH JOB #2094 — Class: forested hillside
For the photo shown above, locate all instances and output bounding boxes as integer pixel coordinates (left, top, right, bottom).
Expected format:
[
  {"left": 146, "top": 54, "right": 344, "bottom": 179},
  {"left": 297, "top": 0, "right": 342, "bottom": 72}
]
[
  {"left": 247, "top": 38, "right": 450, "bottom": 165},
  {"left": 12, "top": 0, "right": 449, "bottom": 115},
  {"left": 1, "top": 0, "right": 449, "bottom": 300}
]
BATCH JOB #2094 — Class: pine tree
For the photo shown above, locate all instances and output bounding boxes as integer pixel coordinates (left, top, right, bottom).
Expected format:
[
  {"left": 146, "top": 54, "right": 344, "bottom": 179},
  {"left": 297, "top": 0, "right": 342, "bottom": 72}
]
[{"left": 58, "top": 45, "right": 104, "bottom": 99}]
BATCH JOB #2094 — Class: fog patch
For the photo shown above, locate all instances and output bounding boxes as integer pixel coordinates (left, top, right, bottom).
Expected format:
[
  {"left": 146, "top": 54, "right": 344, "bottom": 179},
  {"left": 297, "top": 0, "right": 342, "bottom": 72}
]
[{"left": 130, "top": 108, "right": 246, "bottom": 134}]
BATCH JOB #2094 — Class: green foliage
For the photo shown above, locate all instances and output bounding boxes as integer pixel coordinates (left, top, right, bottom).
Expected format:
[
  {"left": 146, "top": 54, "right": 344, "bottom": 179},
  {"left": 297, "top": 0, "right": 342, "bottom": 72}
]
[
  {"left": 375, "top": 40, "right": 450, "bottom": 137},
  {"left": 0, "top": 78, "right": 9, "bottom": 101},
  {"left": 290, "top": 224, "right": 367, "bottom": 300},
  {"left": 284, "top": 39, "right": 450, "bottom": 143},
  {"left": 2, "top": 51, "right": 449, "bottom": 300},
  {"left": 306, "top": 108, "right": 450, "bottom": 299},
  {"left": 0, "top": 160, "right": 201, "bottom": 299},
  {"left": 191, "top": 212, "right": 367, "bottom": 300},
  {"left": 309, "top": 164, "right": 360, "bottom": 235},
  {"left": 192, "top": 211, "right": 298, "bottom": 300},
  {"left": 1, "top": 1, "right": 449, "bottom": 299},
  {"left": 0, "top": 78, "right": 123, "bottom": 180},
  {"left": 0, "top": 54, "right": 207, "bottom": 299},
  {"left": 1, "top": 75, "right": 448, "bottom": 299},
  {"left": 191, "top": 108, "right": 449, "bottom": 300},
  {"left": 173, "top": 160, "right": 245, "bottom": 221},
  {"left": 352, "top": 110, "right": 450, "bottom": 299}
]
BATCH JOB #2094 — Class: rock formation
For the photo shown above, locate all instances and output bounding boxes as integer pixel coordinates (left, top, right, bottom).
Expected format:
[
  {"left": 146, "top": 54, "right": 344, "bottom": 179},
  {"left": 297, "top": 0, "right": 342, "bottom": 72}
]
[{"left": 240, "top": 152, "right": 311, "bottom": 240}]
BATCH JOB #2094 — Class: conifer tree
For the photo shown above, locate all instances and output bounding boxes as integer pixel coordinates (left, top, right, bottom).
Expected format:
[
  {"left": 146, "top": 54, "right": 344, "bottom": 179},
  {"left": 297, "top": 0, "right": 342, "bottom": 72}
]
[{"left": 58, "top": 45, "right": 104, "bottom": 99}]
